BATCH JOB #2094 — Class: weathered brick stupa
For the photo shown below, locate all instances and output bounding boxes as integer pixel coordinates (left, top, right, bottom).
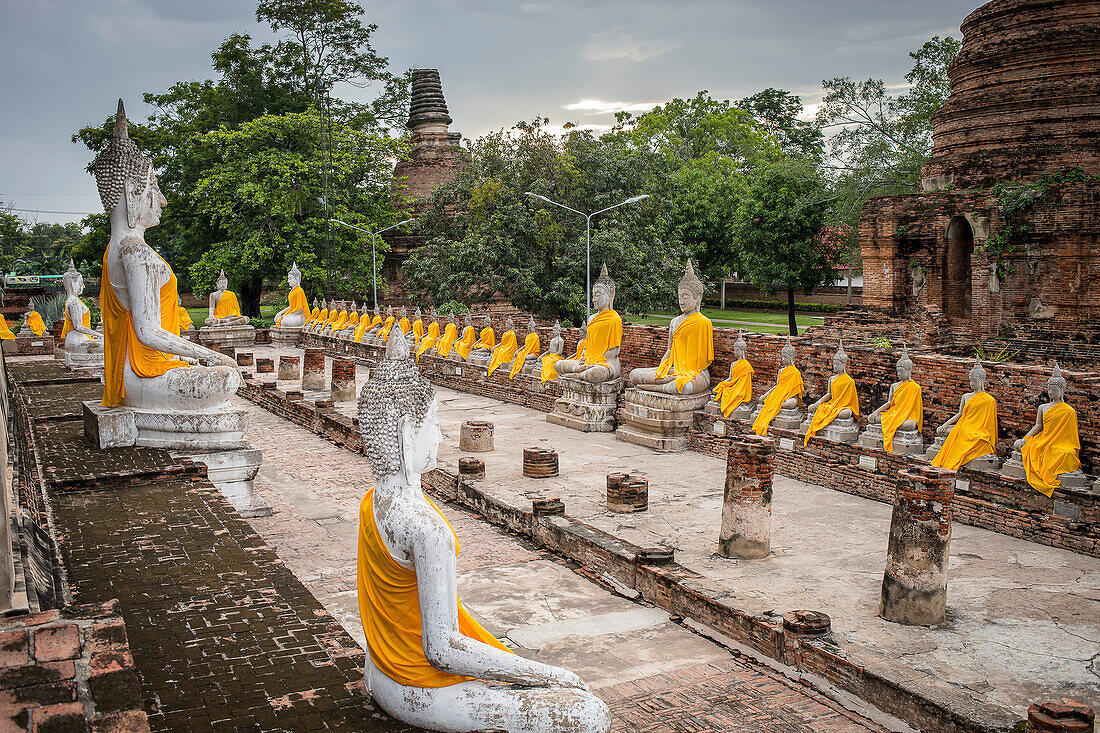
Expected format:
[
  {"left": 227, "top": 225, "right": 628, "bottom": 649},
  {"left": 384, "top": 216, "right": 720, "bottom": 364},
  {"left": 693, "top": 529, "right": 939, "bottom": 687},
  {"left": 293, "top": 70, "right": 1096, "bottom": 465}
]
[
  {"left": 384, "top": 69, "right": 468, "bottom": 303},
  {"left": 848, "top": 0, "right": 1100, "bottom": 357}
]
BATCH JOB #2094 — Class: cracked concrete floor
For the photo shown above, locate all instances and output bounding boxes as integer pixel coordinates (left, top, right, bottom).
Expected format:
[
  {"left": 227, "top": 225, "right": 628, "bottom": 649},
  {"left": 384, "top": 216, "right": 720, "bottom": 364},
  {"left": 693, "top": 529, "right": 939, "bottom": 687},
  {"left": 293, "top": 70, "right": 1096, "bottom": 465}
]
[{"left": 248, "top": 346, "right": 1100, "bottom": 718}]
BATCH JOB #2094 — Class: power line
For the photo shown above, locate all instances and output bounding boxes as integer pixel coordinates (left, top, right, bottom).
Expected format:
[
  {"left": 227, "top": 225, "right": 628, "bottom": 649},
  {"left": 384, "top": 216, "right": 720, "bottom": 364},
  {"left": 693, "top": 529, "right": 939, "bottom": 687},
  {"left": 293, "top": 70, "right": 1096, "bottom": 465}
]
[{"left": 3, "top": 207, "right": 94, "bottom": 216}]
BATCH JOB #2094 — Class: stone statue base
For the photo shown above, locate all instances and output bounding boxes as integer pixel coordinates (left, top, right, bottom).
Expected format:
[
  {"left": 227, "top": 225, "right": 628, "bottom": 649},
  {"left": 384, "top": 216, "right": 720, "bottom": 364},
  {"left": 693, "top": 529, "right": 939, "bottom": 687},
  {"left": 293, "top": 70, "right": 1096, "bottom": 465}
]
[
  {"left": 547, "top": 376, "right": 623, "bottom": 433},
  {"left": 858, "top": 424, "right": 925, "bottom": 455},
  {"left": 2, "top": 339, "right": 16, "bottom": 354},
  {"left": 615, "top": 388, "right": 711, "bottom": 452},
  {"left": 704, "top": 399, "right": 752, "bottom": 423},
  {"left": 924, "top": 436, "right": 999, "bottom": 470},
  {"left": 1000, "top": 450, "right": 1090, "bottom": 490},
  {"left": 198, "top": 324, "right": 255, "bottom": 349},
  {"left": 63, "top": 350, "right": 104, "bottom": 371},
  {"left": 801, "top": 414, "right": 859, "bottom": 444},
  {"left": 268, "top": 325, "right": 302, "bottom": 347},
  {"left": 466, "top": 351, "right": 491, "bottom": 368},
  {"left": 83, "top": 400, "right": 248, "bottom": 451},
  {"left": 751, "top": 402, "right": 803, "bottom": 433}
]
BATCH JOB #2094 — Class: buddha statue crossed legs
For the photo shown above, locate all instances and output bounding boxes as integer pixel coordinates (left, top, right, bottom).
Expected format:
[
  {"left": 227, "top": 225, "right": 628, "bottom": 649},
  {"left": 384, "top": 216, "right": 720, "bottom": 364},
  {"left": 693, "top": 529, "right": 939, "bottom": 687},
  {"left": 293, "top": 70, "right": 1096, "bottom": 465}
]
[
  {"left": 61, "top": 260, "right": 104, "bottom": 356},
  {"left": 928, "top": 360, "right": 999, "bottom": 470},
  {"left": 356, "top": 334, "right": 611, "bottom": 733},
  {"left": 205, "top": 269, "right": 250, "bottom": 327},
  {"left": 556, "top": 265, "right": 623, "bottom": 384},
  {"left": 861, "top": 345, "right": 924, "bottom": 454},
  {"left": 1002, "top": 364, "right": 1085, "bottom": 492}
]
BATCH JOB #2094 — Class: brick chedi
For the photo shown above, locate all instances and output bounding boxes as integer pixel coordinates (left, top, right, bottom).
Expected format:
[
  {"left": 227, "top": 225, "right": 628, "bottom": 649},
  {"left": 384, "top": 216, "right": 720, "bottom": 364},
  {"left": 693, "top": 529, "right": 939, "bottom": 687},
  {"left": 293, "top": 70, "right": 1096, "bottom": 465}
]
[
  {"left": 385, "top": 69, "right": 469, "bottom": 303},
  {"left": 850, "top": 0, "right": 1100, "bottom": 348}
]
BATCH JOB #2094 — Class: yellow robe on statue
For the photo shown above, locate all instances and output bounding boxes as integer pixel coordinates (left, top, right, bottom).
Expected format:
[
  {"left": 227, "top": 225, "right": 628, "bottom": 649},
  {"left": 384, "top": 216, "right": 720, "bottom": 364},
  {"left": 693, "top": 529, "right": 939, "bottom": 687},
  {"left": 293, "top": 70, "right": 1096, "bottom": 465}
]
[
  {"left": 487, "top": 331, "right": 517, "bottom": 376},
  {"left": 571, "top": 338, "right": 587, "bottom": 361},
  {"left": 454, "top": 326, "right": 477, "bottom": 360},
  {"left": 357, "top": 489, "right": 512, "bottom": 689},
  {"left": 880, "top": 380, "right": 923, "bottom": 452},
  {"left": 932, "top": 391, "right": 998, "bottom": 471},
  {"left": 331, "top": 310, "right": 349, "bottom": 331},
  {"left": 213, "top": 290, "right": 241, "bottom": 318},
  {"left": 306, "top": 307, "right": 320, "bottom": 324},
  {"left": 353, "top": 314, "right": 376, "bottom": 342},
  {"left": 0, "top": 315, "right": 15, "bottom": 340},
  {"left": 804, "top": 373, "right": 860, "bottom": 445},
  {"left": 380, "top": 317, "right": 396, "bottom": 342},
  {"left": 582, "top": 309, "right": 622, "bottom": 367},
  {"left": 314, "top": 308, "right": 329, "bottom": 330},
  {"left": 713, "top": 359, "right": 754, "bottom": 418},
  {"left": 654, "top": 311, "right": 714, "bottom": 393},
  {"left": 178, "top": 306, "right": 194, "bottom": 334},
  {"left": 26, "top": 311, "right": 46, "bottom": 336},
  {"left": 541, "top": 353, "right": 563, "bottom": 384},
  {"left": 412, "top": 319, "right": 424, "bottom": 343},
  {"left": 509, "top": 332, "right": 540, "bottom": 379},
  {"left": 752, "top": 365, "right": 804, "bottom": 437},
  {"left": 416, "top": 322, "right": 441, "bottom": 362},
  {"left": 100, "top": 245, "right": 188, "bottom": 407},
  {"left": 471, "top": 327, "right": 495, "bottom": 354},
  {"left": 277, "top": 286, "right": 308, "bottom": 326},
  {"left": 62, "top": 306, "right": 93, "bottom": 340},
  {"left": 436, "top": 323, "right": 459, "bottom": 357},
  {"left": 1022, "top": 402, "right": 1081, "bottom": 497},
  {"left": 398, "top": 317, "right": 411, "bottom": 334}
]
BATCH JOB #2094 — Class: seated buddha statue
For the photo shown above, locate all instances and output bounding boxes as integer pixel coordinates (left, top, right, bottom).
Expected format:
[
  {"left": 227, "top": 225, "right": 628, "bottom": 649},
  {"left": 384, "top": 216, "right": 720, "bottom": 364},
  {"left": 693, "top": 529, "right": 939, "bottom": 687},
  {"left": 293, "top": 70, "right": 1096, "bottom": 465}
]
[
  {"left": 378, "top": 306, "right": 398, "bottom": 343},
  {"left": 337, "top": 301, "right": 361, "bottom": 338},
  {"left": 556, "top": 265, "right": 623, "bottom": 383},
  {"left": 356, "top": 334, "right": 611, "bottom": 733},
  {"left": 204, "top": 269, "right": 250, "bottom": 327},
  {"left": 751, "top": 337, "right": 804, "bottom": 436},
  {"left": 1006, "top": 364, "right": 1084, "bottom": 495},
  {"left": 802, "top": 341, "right": 859, "bottom": 445},
  {"left": 273, "top": 262, "right": 309, "bottom": 328},
  {"left": 398, "top": 307, "right": 411, "bottom": 336},
  {"left": 60, "top": 260, "right": 104, "bottom": 355},
  {"left": 93, "top": 99, "right": 238, "bottom": 412},
  {"left": 569, "top": 324, "right": 587, "bottom": 361},
  {"left": 19, "top": 308, "right": 46, "bottom": 337},
  {"left": 327, "top": 302, "right": 351, "bottom": 335},
  {"left": 487, "top": 317, "right": 518, "bottom": 376},
  {"left": 177, "top": 297, "right": 194, "bottom": 333},
  {"left": 0, "top": 315, "right": 16, "bottom": 341},
  {"left": 710, "top": 331, "right": 754, "bottom": 419},
  {"left": 411, "top": 307, "right": 425, "bottom": 344},
  {"left": 308, "top": 299, "right": 328, "bottom": 333},
  {"left": 930, "top": 360, "right": 999, "bottom": 471},
  {"left": 628, "top": 261, "right": 713, "bottom": 395},
  {"left": 862, "top": 345, "right": 924, "bottom": 454},
  {"left": 305, "top": 298, "right": 320, "bottom": 326},
  {"left": 352, "top": 303, "right": 373, "bottom": 342},
  {"left": 435, "top": 314, "right": 459, "bottom": 358},
  {"left": 451, "top": 314, "right": 477, "bottom": 361},
  {"left": 539, "top": 321, "right": 566, "bottom": 384},
  {"left": 416, "top": 313, "right": 441, "bottom": 362},
  {"left": 509, "top": 317, "right": 541, "bottom": 379},
  {"left": 465, "top": 315, "right": 496, "bottom": 364}
]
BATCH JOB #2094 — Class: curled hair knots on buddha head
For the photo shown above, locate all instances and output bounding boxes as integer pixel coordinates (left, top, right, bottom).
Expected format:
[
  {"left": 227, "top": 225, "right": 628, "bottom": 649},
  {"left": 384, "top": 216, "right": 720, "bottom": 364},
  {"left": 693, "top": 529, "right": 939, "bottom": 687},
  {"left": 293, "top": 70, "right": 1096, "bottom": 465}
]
[
  {"left": 357, "top": 329, "right": 435, "bottom": 478},
  {"left": 1048, "top": 362, "right": 1066, "bottom": 392},
  {"left": 93, "top": 99, "right": 154, "bottom": 214},
  {"left": 63, "top": 259, "right": 81, "bottom": 292}
]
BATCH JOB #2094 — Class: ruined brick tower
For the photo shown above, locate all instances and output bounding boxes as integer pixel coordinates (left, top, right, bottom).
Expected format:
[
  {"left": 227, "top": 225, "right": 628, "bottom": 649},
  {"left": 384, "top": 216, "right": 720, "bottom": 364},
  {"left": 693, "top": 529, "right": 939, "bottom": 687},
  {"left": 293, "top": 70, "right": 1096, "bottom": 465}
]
[
  {"left": 384, "top": 69, "right": 467, "bottom": 302},
  {"left": 854, "top": 0, "right": 1100, "bottom": 350}
]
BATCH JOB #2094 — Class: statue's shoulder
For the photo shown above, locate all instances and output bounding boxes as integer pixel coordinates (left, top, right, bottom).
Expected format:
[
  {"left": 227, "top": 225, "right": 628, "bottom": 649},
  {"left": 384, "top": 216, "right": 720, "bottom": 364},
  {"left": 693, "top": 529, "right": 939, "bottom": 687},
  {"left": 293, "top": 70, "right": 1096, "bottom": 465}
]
[{"left": 116, "top": 234, "right": 150, "bottom": 258}]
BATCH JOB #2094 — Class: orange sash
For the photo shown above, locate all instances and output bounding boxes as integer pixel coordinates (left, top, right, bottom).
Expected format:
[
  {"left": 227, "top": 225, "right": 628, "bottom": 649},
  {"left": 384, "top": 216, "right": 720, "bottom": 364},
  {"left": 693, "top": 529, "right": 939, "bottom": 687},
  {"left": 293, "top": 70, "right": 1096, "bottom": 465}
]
[
  {"left": 804, "top": 373, "right": 859, "bottom": 445},
  {"left": 487, "top": 330, "right": 518, "bottom": 376},
  {"left": 932, "top": 391, "right": 998, "bottom": 471},
  {"left": 277, "top": 286, "right": 309, "bottom": 326},
  {"left": 654, "top": 311, "right": 714, "bottom": 393},
  {"left": 881, "top": 380, "right": 923, "bottom": 452},
  {"left": 509, "top": 332, "right": 540, "bottom": 378},
  {"left": 752, "top": 365, "right": 803, "bottom": 436},
  {"left": 1022, "top": 402, "right": 1081, "bottom": 496},
  {"left": 583, "top": 309, "right": 622, "bottom": 367},
  {"left": 713, "top": 359, "right": 754, "bottom": 417}
]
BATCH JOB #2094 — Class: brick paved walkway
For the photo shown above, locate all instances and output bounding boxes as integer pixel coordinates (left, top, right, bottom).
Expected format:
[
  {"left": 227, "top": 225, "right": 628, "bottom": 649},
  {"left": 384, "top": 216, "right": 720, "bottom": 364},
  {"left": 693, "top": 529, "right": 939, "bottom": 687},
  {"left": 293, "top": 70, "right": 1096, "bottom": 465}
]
[{"left": 240, "top": 397, "right": 891, "bottom": 733}]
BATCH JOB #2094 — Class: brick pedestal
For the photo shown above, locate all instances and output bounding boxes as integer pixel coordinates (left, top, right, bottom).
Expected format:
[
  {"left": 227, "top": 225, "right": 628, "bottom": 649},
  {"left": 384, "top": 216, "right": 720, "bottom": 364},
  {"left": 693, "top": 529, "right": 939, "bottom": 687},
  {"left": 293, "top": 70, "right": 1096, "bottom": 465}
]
[
  {"left": 606, "top": 472, "right": 648, "bottom": 512},
  {"left": 532, "top": 497, "right": 565, "bottom": 516},
  {"left": 1026, "top": 699, "right": 1094, "bottom": 732},
  {"left": 719, "top": 435, "right": 776, "bottom": 559},
  {"left": 523, "top": 447, "right": 559, "bottom": 478},
  {"left": 459, "top": 421, "right": 494, "bottom": 452},
  {"left": 880, "top": 465, "right": 955, "bottom": 626},
  {"left": 302, "top": 348, "right": 326, "bottom": 390},
  {"left": 458, "top": 457, "right": 485, "bottom": 480},
  {"left": 278, "top": 355, "right": 301, "bottom": 381},
  {"left": 330, "top": 356, "right": 357, "bottom": 402},
  {"left": 235, "top": 352, "right": 254, "bottom": 367},
  {"left": 782, "top": 610, "right": 831, "bottom": 635},
  {"left": 255, "top": 358, "right": 274, "bottom": 374}
]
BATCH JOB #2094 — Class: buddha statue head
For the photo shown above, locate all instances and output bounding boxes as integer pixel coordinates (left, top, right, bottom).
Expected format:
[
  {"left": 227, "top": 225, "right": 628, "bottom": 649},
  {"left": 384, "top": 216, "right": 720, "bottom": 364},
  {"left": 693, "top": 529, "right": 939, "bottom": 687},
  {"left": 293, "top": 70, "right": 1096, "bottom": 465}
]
[
  {"left": 361, "top": 302, "right": 371, "bottom": 316},
  {"left": 482, "top": 314, "right": 492, "bottom": 327},
  {"left": 593, "top": 264, "right": 616, "bottom": 311},
  {"left": 63, "top": 260, "right": 84, "bottom": 297},
  {"left": 216, "top": 269, "right": 229, "bottom": 294},
  {"left": 833, "top": 339, "right": 848, "bottom": 374},
  {"left": 312, "top": 298, "right": 319, "bottom": 310},
  {"left": 94, "top": 99, "right": 165, "bottom": 230},
  {"left": 505, "top": 316, "right": 514, "bottom": 332},
  {"left": 733, "top": 330, "right": 747, "bottom": 360},
  {"left": 358, "top": 326, "right": 440, "bottom": 482},
  {"left": 780, "top": 335, "right": 796, "bottom": 367},
  {"left": 400, "top": 306, "right": 408, "bottom": 318},
  {"left": 373, "top": 305, "right": 380, "bottom": 317},
  {"left": 414, "top": 307, "right": 422, "bottom": 320},
  {"left": 969, "top": 360, "right": 987, "bottom": 392},
  {"left": 527, "top": 317, "right": 537, "bottom": 332},
  {"left": 288, "top": 261, "right": 301, "bottom": 288},
  {"left": 896, "top": 344, "right": 913, "bottom": 381},
  {"left": 553, "top": 319, "right": 561, "bottom": 337},
  {"left": 677, "top": 260, "right": 704, "bottom": 315},
  {"left": 320, "top": 298, "right": 329, "bottom": 311},
  {"left": 465, "top": 314, "right": 472, "bottom": 327},
  {"left": 386, "top": 306, "right": 394, "bottom": 317},
  {"left": 1047, "top": 363, "right": 1066, "bottom": 402}
]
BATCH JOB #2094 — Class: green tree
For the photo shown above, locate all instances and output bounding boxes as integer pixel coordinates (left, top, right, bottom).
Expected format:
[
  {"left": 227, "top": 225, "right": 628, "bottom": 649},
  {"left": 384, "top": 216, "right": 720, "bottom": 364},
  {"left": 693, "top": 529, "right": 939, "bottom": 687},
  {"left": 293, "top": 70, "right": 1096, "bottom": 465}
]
[
  {"left": 733, "top": 160, "right": 832, "bottom": 335},
  {"left": 736, "top": 88, "right": 823, "bottom": 161},
  {"left": 0, "top": 207, "right": 31, "bottom": 275},
  {"left": 188, "top": 110, "right": 404, "bottom": 313}
]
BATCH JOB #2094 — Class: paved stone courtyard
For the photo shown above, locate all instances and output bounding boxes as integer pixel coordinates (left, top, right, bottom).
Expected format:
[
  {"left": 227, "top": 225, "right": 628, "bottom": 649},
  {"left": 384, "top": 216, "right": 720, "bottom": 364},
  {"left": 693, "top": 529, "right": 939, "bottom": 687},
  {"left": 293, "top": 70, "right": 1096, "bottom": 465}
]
[
  {"left": 239, "top": 395, "right": 895, "bottom": 732},
  {"left": 246, "top": 345, "right": 1100, "bottom": 719}
]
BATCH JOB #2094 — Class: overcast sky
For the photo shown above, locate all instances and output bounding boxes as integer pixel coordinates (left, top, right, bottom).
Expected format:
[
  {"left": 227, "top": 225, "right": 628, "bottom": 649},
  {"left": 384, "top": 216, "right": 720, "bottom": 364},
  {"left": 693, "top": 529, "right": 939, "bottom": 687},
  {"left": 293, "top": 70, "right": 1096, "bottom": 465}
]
[{"left": 1, "top": 0, "right": 981, "bottom": 225}]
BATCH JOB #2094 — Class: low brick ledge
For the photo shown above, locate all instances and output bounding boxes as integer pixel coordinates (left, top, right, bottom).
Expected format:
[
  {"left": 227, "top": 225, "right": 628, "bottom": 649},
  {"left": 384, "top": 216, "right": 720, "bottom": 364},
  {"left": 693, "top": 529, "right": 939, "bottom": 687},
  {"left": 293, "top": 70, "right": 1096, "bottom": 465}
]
[{"left": 238, "top": 369, "right": 1023, "bottom": 733}]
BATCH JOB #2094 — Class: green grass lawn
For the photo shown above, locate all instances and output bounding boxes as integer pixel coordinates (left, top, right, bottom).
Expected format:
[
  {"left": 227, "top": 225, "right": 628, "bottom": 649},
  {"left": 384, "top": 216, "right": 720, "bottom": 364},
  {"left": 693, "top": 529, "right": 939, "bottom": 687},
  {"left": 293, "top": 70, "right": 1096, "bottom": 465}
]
[{"left": 185, "top": 305, "right": 276, "bottom": 323}]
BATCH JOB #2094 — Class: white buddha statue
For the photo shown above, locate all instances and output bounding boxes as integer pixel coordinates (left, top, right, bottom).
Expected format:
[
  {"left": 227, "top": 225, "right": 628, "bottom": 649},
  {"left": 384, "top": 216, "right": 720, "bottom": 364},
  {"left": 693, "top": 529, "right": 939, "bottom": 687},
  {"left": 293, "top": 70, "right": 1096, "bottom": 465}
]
[
  {"left": 273, "top": 262, "right": 309, "bottom": 328},
  {"left": 61, "top": 260, "right": 104, "bottom": 357},
  {"left": 556, "top": 265, "right": 623, "bottom": 384},
  {"left": 356, "top": 333, "right": 611, "bottom": 733},
  {"left": 860, "top": 346, "right": 924, "bottom": 454},
  {"left": 800, "top": 341, "right": 860, "bottom": 445},
  {"left": 205, "top": 269, "right": 250, "bottom": 327},
  {"left": 93, "top": 99, "right": 238, "bottom": 414}
]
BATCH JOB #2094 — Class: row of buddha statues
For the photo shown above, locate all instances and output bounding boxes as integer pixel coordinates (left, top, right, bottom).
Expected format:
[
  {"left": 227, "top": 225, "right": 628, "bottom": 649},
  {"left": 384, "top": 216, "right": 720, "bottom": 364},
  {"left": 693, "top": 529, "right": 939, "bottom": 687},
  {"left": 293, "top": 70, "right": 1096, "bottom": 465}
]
[{"left": 709, "top": 334, "right": 1084, "bottom": 496}]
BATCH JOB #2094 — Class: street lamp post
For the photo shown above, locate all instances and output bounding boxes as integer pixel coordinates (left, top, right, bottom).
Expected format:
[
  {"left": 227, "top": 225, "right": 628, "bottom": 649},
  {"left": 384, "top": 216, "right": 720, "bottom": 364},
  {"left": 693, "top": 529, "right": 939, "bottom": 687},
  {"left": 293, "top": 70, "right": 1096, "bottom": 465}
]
[
  {"left": 332, "top": 219, "right": 413, "bottom": 309},
  {"left": 523, "top": 193, "right": 649, "bottom": 319}
]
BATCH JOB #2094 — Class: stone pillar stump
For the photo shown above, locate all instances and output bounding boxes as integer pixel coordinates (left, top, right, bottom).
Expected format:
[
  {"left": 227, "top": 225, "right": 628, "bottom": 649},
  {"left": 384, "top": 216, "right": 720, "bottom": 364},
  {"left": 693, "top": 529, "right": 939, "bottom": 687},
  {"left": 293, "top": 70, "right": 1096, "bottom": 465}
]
[
  {"left": 330, "top": 356, "right": 357, "bottom": 402},
  {"left": 606, "top": 473, "right": 648, "bottom": 512},
  {"left": 302, "top": 348, "right": 326, "bottom": 390},
  {"left": 459, "top": 421, "right": 494, "bottom": 452},
  {"left": 1026, "top": 699, "right": 1094, "bottom": 733},
  {"left": 879, "top": 465, "right": 955, "bottom": 626},
  {"left": 278, "top": 355, "right": 301, "bottom": 381},
  {"left": 719, "top": 435, "right": 776, "bottom": 560},
  {"left": 459, "top": 457, "right": 485, "bottom": 480},
  {"left": 523, "top": 447, "right": 558, "bottom": 478}
]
